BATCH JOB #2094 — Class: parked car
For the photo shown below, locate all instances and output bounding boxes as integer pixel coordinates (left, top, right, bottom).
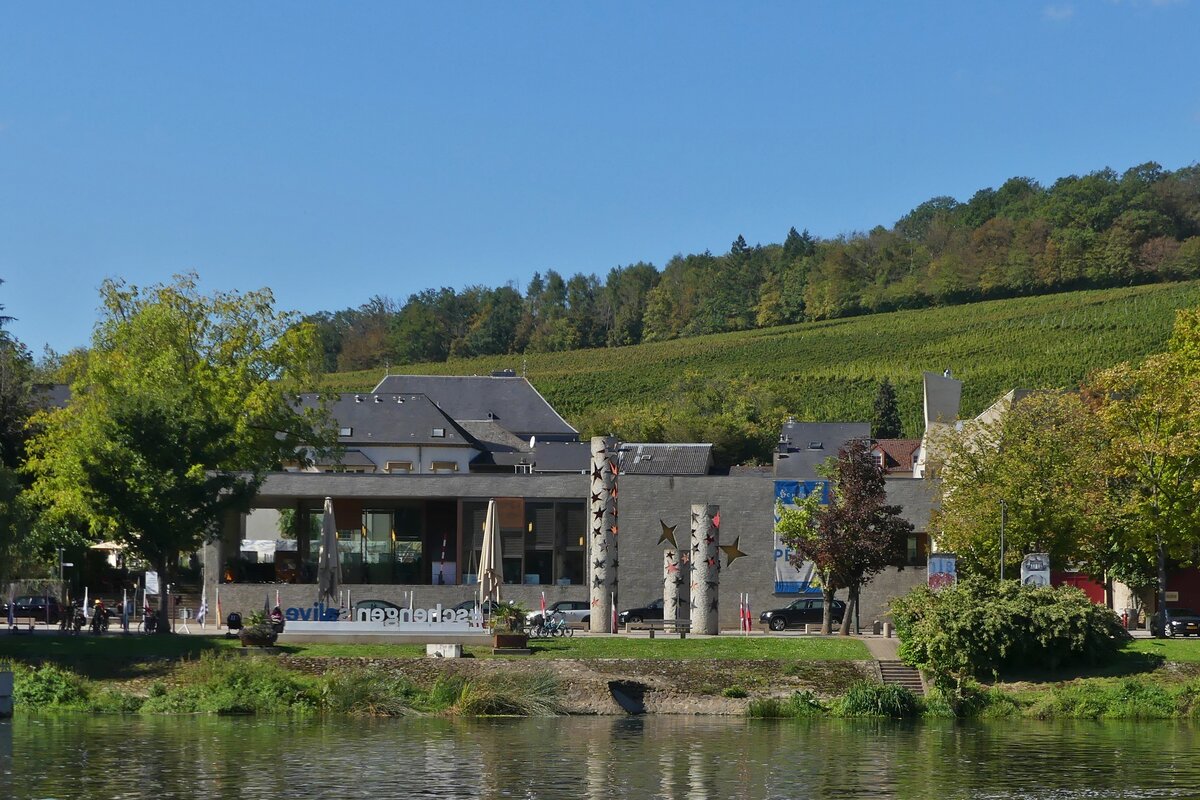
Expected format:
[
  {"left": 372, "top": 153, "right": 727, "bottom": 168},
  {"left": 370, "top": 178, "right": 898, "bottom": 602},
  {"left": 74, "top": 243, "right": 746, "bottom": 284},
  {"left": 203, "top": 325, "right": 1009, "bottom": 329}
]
[
  {"left": 451, "top": 599, "right": 500, "bottom": 618},
  {"left": 3, "top": 595, "right": 64, "bottom": 625},
  {"left": 759, "top": 597, "right": 846, "bottom": 631},
  {"left": 617, "top": 599, "right": 666, "bottom": 625},
  {"left": 1151, "top": 607, "right": 1200, "bottom": 638},
  {"left": 526, "top": 600, "right": 591, "bottom": 627}
]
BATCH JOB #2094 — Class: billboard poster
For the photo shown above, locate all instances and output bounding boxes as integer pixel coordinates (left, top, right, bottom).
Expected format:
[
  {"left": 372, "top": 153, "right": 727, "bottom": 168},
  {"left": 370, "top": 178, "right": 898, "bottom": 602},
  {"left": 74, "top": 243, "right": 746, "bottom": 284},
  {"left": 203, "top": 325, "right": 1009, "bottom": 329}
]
[
  {"left": 773, "top": 480, "right": 830, "bottom": 594},
  {"left": 1021, "top": 553, "right": 1050, "bottom": 587},
  {"left": 928, "top": 553, "right": 957, "bottom": 590}
]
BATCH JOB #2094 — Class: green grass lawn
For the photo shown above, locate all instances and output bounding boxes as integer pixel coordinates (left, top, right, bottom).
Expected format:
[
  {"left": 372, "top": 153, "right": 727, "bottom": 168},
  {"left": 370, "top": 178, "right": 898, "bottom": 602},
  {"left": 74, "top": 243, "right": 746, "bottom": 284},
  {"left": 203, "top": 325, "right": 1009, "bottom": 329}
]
[
  {"left": 0, "top": 632, "right": 869, "bottom": 672},
  {"left": 1124, "top": 637, "right": 1200, "bottom": 664}
]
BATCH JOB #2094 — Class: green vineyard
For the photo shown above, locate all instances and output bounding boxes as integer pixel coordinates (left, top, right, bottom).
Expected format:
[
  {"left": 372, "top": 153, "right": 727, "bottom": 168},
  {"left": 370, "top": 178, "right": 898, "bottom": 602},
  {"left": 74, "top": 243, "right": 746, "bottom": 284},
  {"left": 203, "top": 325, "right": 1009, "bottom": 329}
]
[{"left": 320, "top": 281, "right": 1200, "bottom": 442}]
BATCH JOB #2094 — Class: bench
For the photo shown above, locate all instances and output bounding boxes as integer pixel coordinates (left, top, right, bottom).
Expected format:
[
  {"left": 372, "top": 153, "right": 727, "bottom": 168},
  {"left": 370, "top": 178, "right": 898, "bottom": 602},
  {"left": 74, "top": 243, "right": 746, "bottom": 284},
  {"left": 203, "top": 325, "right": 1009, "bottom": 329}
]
[{"left": 623, "top": 619, "right": 692, "bottom": 639}]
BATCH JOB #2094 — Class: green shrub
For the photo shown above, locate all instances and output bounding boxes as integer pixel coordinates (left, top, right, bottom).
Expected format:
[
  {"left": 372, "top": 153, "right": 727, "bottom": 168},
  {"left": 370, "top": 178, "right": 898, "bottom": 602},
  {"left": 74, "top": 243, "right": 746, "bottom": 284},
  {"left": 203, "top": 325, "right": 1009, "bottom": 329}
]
[
  {"left": 923, "top": 681, "right": 1021, "bottom": 718},
  {"left": 747, "top": 690, "right": 826, "bottom": 718},
  {"left": 1030, "top": 679, "right": 1176, "bottom": 720},
  {"left": 452, "top": 671, "right": 563, "bottom": 716},
  {"left": 12, "top": 664, "right": 92, "bottom": 710},
  {"left": 320, "top": 668, "right": 422, "bottom": 716},
  {"left": 891, "top": 577, "right": 1124, "bottom": 692},
  {"left": 91, "top": 688, "right": 145, "bottom": 714},
  {"left": 832, "top": 681, "right": 920, "bottom": 718},
  {"left": 141, "top": 653, "right": 316, "bottom": 715},
  {"left": 722, "top": 686, "right": 748, "bottom": 699}
]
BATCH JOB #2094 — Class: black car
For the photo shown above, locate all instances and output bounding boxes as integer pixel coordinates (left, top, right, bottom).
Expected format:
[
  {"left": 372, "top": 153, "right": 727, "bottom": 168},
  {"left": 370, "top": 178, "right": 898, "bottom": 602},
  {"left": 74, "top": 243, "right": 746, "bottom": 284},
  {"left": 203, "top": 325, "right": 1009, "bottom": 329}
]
[
  {"left": 618, "top": 599, "right": 666, "bottom": 625},
  {"left": 760, "top": 597, "right": 846, "bottom": 631},
  {"left": 1151, "top": 607, "right": 1200, "bottom": 638},
  {"left": 3, "top": 595, "right": 64, "bottom": 625}
]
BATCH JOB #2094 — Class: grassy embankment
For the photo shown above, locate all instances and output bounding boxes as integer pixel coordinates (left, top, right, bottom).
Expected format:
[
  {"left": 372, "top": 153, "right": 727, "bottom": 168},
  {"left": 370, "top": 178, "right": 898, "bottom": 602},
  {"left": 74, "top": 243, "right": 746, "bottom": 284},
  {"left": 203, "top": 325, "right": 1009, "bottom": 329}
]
[
  {"left": 10, "top": 635, "right": 1200, "bottom": 720},
  {"left": 0, "top": 634, "right": 869, "bottom": 717},
  {"left": 321, "top": 281, "right": 1200, "bottom": 437}
]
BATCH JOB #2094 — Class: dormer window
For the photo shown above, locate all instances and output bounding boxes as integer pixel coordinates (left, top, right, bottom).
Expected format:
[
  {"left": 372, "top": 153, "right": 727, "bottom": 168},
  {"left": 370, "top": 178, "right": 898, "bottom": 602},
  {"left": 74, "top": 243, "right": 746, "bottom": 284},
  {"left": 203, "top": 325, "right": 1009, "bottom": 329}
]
[
  {"left": 432, "top": 427, "right": 446, "bottom": 438},
  {"left": 339, "top": 427, "right": 353, "bottom": 437},
  {"left": 807, "top": 442, "right": 823, "bottom": 450}
]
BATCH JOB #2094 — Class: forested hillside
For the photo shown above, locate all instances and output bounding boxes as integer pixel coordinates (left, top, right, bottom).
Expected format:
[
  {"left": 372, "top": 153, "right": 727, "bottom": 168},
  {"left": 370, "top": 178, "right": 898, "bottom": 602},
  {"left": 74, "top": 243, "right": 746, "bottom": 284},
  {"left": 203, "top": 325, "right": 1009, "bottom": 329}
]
[
  {"left": 321, "top": 281, "right": 1200, "bottom": 467},
  {"left": 309, "top": 162, "right": 1200, "bottom": 374}
]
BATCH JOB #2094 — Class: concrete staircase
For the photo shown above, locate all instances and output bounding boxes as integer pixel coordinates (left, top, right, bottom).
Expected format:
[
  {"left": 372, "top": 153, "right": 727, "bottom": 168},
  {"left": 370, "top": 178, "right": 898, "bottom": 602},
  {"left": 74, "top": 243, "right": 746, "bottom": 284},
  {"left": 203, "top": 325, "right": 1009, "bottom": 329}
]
[{"left": 878, "top": 660, "right": 925, "bottom": 695}]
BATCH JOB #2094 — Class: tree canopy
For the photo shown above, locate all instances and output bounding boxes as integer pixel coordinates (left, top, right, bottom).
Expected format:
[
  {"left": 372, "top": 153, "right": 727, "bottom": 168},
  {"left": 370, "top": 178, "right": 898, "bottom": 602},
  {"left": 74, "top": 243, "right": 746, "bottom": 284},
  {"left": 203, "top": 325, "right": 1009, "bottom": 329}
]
[{"left": 25, "top": 276, "right": 335, "bottom": 625}]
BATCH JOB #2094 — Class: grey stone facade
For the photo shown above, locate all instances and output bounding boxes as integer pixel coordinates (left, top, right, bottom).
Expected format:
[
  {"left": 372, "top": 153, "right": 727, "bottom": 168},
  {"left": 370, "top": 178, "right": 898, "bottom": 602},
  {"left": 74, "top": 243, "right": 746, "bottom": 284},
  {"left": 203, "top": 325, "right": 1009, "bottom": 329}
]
[{"left": 206, "top": 472, "right": 933, "bottom": 630}]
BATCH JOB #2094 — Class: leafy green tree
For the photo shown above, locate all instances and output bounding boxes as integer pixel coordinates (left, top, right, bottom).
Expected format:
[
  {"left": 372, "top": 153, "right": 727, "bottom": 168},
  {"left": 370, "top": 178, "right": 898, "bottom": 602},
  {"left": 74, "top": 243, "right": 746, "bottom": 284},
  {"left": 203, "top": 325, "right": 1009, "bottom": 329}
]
[
  {"left": 25, "top": 275, "right": 335, "bottom": 631},
  {"left": 933, "top": 391, "right": 1118, "bottom": 583},
  {"left": 871, "top": 378, "right": 902, "bottom": 439},
  {"left": 778, "top": 439, "right": 912, "bottom": 634},
  {"left": 1091, "top": 308, "right": 1200, "bottom": 622}
]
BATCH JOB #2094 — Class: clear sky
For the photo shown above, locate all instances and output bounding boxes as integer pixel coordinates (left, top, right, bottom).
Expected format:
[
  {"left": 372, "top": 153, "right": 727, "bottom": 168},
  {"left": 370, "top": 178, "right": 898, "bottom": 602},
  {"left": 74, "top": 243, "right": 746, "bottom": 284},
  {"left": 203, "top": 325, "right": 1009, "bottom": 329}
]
[{"left": 2, "top": 1, "right": 1197, "bottom": 356}]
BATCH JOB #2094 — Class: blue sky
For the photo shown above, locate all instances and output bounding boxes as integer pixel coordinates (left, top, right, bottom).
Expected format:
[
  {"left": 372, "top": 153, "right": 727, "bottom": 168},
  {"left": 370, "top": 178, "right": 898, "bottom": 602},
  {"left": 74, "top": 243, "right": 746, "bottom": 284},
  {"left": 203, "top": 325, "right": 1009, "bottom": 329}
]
[{"left": 2, "top": 2, "right": 1197, "bottom": 356}]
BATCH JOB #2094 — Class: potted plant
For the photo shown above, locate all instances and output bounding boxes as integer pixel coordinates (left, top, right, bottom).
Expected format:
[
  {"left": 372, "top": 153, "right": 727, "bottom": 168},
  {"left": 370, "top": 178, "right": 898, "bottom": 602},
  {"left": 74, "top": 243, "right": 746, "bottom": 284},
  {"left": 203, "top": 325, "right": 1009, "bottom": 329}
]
[
  {"left": 490, "top": 600, "right": 529, "bottom": 650},
  {"left": 239, "top": 611, "right": 279, "bottom": 648}
]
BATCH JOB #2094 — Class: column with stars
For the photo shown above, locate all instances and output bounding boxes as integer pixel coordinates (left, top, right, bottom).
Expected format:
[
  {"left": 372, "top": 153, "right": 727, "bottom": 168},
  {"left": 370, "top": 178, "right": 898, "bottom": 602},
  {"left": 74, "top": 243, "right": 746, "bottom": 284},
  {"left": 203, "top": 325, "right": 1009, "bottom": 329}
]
[
  {"left": 688, "top": 504, "right": 720, "bottom": 635},
  {"left": 588, "top": 436, "right": 619, "bottom": 633}
]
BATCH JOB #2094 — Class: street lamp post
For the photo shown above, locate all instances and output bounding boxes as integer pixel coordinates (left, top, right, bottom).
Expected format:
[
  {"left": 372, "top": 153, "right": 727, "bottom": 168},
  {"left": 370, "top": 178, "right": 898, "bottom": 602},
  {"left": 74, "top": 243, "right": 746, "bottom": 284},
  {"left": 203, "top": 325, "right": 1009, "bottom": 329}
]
[{"left": 999, "top": 500, "right": 1007, "bottom": 581}]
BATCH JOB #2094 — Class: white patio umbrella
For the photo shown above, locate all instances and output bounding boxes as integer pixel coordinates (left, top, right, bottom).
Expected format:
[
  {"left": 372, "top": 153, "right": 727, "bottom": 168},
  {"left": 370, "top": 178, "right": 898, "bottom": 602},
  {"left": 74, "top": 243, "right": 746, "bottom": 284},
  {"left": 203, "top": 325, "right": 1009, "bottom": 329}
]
[
  {"left": 477, "top": 499, "right": 502, "bottom": 609},
  {"left": 317, "top": 497, "right": 341, "bottom": 609}
]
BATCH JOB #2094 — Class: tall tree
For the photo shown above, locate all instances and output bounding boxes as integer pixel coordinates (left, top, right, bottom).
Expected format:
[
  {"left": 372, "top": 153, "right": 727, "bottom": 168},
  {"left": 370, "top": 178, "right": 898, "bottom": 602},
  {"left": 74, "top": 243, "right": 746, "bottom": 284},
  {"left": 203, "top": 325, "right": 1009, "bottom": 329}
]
[
  {"left": 26, "top": 275, "right": 335, "bottom": 631},
  {"left": 1090, "top": 308, "right": 1200, "bottom": 623},
  {"left": 777, "top": 439, "right": 912, "bottom": 634},
  {"left": 871, "top": 378, "right": 902, "bottom": 439}
]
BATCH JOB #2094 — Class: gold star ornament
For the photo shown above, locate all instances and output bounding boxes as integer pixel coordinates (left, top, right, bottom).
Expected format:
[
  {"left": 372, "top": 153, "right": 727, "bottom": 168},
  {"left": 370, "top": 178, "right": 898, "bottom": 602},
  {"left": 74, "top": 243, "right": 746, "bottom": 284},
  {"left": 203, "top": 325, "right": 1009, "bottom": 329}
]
[
  {"left": 657, "top": 520, "right": 678, "bottom": 548},
  {"left": 720, "top": 537, "right": 748, "bottom": 567}
]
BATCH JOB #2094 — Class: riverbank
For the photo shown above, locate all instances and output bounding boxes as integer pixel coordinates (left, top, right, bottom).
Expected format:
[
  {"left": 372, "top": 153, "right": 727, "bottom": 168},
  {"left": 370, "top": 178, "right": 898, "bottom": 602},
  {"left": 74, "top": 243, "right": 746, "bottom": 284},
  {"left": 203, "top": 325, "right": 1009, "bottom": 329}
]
[{"left": 5, "top": 633, "right": 1200, "bottom": 719}]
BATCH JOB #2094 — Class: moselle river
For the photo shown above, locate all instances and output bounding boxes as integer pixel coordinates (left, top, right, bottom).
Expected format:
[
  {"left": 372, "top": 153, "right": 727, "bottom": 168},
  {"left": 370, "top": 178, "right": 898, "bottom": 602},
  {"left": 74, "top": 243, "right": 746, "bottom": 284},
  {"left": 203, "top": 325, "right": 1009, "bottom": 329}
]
[{"left": 3, "top": 714, "right": 1199, "bottom": 800}]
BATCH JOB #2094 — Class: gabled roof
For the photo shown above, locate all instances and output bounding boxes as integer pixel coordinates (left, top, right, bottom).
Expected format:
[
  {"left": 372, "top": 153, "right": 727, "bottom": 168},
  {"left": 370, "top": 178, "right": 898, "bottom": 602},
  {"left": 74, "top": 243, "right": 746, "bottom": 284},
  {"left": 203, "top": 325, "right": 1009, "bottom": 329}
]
[
  {"left": 774, "top": 421, "right": 871, "bottom": 480},
  {"left": 872, "top": 438, "right": 922, "bottom": 473},
  {"left": 371, "top": 374, "right": 578, "bottom": 441},
  {"left": 457, "top": 420, "right": 532, "bottom": 455},
  {"left": 617, "top": 443, "right": 713, "bottom": 476},
  {"left": 295, "top": 393, "right": 478, "bottom": 448}
]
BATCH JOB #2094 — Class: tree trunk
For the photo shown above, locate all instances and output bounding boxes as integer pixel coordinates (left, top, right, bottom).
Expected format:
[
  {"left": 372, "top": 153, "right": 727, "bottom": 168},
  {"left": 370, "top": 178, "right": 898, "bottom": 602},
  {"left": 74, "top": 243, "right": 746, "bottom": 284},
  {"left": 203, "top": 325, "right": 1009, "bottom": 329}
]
[
  {"left": 1156, "top": 537, "right": 1168, "bottom": 638},
  {"left": 821, "top": 586, "right": 835, "bottom": 635},
  {"left": 839, "top": 585, "right": 856, "bottom": 637},
  {"left": 155, "top": 554, "right": 174, "bottom": 635}
]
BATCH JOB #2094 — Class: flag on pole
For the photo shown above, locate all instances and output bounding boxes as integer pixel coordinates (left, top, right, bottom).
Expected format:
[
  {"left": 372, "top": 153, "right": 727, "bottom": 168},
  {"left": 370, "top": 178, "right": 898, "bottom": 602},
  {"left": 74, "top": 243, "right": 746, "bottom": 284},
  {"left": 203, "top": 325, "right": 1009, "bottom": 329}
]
[
  {"left": 197, "top": 584, "right": 208, "bottom": 627},
  {"left": 540, "top": 591, "right": 546, "bottom": 621},
  {"left": 83, "top": 587, "right": 90, "bottom": 621},
  {"left": 122, "top": 588, "right": 130, "bottom": 632},
  {"left": 215, "top": 585, "right": 222, "bottom": 629},
  {"left": 610, "top": 592, "right": 617, "bottom": 633},
  {"left": 275, "top": 587, "right": 281, "bottom": 611}
]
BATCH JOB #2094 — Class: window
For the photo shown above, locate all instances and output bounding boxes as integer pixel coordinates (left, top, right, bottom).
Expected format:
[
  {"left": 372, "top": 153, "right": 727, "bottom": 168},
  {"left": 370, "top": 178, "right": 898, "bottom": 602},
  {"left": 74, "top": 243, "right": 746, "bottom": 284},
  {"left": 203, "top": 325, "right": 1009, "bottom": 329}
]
[
  {"left": 339, "top": 427, "right": 353, "bottom": 437},
  {"left": 385, "top": 461, "right": 413, "bottom": 474},
  {"left": 432, "top": 427, "right": 446, "bottom": 438},
  {"left": 430, "top": 461, "right": 458, "bottom": 473}
]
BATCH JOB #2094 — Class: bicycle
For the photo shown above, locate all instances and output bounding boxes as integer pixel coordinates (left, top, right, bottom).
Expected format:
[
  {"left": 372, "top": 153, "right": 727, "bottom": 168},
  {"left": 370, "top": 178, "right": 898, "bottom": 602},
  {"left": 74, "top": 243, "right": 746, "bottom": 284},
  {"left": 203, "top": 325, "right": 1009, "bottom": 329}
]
[{"left": 531, "top": 611, "right": 573, "bottom": 639}]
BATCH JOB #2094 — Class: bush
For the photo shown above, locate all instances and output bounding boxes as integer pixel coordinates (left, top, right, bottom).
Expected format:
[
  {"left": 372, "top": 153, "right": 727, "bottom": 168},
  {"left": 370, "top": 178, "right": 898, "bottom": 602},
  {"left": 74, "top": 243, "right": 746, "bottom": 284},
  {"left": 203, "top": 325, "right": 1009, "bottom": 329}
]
[
  {"left": 140, "top": 652, "right": 317, "bottom": 715},
  {"left": 722, "top": 686, "right": 748, "bottom": 699},
  {"left": 451, "top": 671, "right": 563, "bottom": 716},
  {"left": 320, "top": 668, "right": 423, "bottom": 716},
  {"left": 747, "top": 690, "right": 825, "bottom": 718},
  {"left": 1029, "top": 679, "right": 1176, "bottom": 720},
  {"left": 891, "top": 577, "right": 1124, "bottom": 691},
  {"left": 831, "top": 681, "right": 920, "bottom": 718},
  {"left": 12, "top": 664, "right": 92, "bottom": 710}
]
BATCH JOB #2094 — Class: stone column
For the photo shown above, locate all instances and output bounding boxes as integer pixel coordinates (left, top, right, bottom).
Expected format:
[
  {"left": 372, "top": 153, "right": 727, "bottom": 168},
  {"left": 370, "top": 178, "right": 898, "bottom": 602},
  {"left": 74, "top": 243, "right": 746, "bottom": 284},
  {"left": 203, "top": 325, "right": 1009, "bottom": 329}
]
[
  {"left": 588, "top": 436, "right": 618, "bottom": 633},
  {"left": 663, "top": 548, "right": 682, "bottom": 622},
  {"left": 689, "top": 504, "right": 719, "bottom": 635}
]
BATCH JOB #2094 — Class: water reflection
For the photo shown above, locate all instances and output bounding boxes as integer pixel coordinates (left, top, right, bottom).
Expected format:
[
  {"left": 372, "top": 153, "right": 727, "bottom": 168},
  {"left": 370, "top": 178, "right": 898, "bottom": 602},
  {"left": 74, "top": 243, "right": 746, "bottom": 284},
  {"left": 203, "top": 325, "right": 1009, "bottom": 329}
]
[{"left": 3, "top": 714, "right": 1200, "bottom": 799}]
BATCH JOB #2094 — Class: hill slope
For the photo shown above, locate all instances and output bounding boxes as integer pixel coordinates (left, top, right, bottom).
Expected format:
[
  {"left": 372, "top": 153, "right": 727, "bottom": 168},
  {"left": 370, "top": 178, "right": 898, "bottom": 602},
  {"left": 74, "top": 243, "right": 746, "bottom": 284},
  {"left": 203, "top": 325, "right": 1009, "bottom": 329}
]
[{"left": 320, "top": 281, "right": 1200, "bottom": 445}]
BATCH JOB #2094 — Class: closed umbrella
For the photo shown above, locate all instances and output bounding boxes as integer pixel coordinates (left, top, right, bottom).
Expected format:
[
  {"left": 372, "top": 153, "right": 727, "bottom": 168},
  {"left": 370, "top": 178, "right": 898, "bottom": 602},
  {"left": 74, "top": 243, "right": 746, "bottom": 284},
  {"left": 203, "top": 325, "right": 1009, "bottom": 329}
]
[
  {"left": 477, "top": 499, "right": 502, "bottom": 609},
  {"left": 317, "top": 497, "right": 341, "bottom": 610}
]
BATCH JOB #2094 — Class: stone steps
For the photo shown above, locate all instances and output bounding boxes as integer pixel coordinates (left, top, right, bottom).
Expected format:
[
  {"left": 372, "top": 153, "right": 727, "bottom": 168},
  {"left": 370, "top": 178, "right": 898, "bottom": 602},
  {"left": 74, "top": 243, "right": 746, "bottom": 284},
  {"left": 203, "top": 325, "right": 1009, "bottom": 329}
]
[{"left": 878, "top": 660, "right": 924, "bottom": 695}]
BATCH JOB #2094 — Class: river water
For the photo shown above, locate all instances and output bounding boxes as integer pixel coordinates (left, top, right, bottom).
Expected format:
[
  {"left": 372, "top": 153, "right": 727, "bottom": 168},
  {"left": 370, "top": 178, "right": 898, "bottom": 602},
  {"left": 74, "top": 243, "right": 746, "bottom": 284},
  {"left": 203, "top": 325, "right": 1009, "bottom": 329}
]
[{"left": 2, "top": 714, "right": 1199, "bottom": 799}]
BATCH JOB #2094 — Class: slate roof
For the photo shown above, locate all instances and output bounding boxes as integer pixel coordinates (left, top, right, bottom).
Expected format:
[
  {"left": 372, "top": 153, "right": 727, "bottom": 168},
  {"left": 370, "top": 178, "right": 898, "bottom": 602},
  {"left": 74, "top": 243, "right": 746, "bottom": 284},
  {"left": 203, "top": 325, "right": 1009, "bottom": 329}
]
[
  {"left": 530, "top": 441, "right": 591, "bottom": 473},
  {"left": 371, "top": 374, "right": 578, "bottom": 441},
  {"left": 457, "top": 420, "right": 532, "bottom": 455},
  {"left": 774, "top": 421, "right": 871, "bottom": 480},
  {"left": 32, "top": 383, "right": 71, "bottom": 410},
  {"left": 884, "top": 477, "right": 940, "bottom": 531},
  {"left": 616, "top": 443, "right": 713, "bottom": 476},
  {"left": 317, "top": 449, "right": 377, "bottom": 468},
  {"left": 294, "top": 393, "right": 477, "bottom": 448}
]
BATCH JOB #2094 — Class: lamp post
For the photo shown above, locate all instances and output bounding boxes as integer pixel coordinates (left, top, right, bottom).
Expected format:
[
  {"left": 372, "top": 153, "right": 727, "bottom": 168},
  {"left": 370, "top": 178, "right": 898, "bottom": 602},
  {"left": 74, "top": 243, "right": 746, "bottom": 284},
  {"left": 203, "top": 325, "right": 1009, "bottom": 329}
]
[{"left": 999, "top": 500, "right": 1007, "bottom": 581}]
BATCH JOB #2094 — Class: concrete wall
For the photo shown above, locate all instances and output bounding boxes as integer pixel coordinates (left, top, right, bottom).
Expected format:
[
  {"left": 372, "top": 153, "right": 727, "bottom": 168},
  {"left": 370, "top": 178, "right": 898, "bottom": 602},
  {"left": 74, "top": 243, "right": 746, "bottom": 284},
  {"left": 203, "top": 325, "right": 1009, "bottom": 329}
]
[{"left": 207, "top": 472, "right": 931, "bottom": 630}]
